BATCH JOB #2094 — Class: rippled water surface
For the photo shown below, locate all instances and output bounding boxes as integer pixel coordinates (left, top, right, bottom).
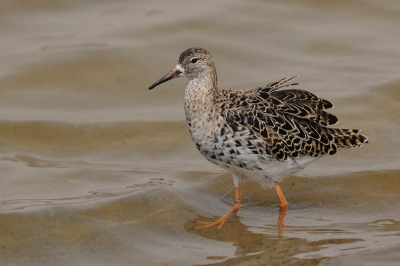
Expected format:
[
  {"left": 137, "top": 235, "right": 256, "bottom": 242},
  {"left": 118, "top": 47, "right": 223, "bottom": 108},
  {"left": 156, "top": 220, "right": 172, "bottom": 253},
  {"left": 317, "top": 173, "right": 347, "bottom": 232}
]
[{"left": 1, "top": 0, "right": 400, "bottom": 265}]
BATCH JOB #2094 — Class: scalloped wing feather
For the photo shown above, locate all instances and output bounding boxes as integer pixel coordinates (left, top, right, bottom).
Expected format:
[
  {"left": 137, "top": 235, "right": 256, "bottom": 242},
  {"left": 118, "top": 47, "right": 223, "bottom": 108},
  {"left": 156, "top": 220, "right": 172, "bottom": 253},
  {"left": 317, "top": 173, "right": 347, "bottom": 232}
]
[{"left": 222, "top": 77, "right": 368, "bottom": 161}]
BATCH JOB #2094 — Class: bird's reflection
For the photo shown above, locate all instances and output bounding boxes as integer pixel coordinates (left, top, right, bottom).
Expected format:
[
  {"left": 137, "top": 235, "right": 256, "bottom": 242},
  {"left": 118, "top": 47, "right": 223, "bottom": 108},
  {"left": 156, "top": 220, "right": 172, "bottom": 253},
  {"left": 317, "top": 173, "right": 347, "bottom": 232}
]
[
  {"left": 184, "top": 207, "right": 321, "bottom": 265},
  {"left": 191, "top": 180, "right": 289, "bottom": 237},
  {"left": 190, "top": 205, "right": 287, "bottom": 237},
  {"left": 277, "top": 207, "right": 287, "bottom": 239}
]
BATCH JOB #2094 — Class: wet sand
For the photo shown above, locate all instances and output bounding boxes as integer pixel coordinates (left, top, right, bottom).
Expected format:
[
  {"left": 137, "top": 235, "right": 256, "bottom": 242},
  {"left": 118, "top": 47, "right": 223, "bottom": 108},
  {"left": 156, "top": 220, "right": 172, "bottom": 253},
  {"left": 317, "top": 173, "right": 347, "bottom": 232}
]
[{"left": 1, "top": 0, "right": 400, "bottom": 265}]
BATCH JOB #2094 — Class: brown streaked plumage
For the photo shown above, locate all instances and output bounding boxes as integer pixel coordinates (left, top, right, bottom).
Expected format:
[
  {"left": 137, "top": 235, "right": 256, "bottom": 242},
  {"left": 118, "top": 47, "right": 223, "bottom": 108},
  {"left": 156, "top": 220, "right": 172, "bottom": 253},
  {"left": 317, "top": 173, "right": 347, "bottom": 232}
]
[{"left": 149, "top": 47, "right": 368, "bottom": 229}]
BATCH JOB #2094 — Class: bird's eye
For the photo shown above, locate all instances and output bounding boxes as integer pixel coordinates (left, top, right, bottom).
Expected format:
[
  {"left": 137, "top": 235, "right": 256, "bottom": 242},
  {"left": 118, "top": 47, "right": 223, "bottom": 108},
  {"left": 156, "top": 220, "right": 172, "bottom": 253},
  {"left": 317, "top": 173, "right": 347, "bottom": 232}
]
[{"left": 190, "top": 57, "right": 199, "bottom": 63}]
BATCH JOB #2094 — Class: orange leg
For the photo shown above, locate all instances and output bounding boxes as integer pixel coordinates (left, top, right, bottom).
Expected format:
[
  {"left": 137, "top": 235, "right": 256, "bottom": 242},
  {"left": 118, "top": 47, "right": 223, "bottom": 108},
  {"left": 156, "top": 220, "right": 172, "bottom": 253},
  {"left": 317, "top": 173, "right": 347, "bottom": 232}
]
[
  {"left": 274, "top": 182, "right": 288, "bottom": 208},
  {"left": 195, "top": 185, "right": 242, "bottom": 230},
  {"left": 235, "top": 184, "right": 242, "bottom": 203}
]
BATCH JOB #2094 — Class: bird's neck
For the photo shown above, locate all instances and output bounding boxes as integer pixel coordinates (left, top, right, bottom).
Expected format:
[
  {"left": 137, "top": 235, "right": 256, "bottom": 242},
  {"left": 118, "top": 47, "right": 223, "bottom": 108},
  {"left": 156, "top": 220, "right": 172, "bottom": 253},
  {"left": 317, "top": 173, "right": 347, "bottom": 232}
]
[{"left": 183, "top": 71, "right": 218, "bottom": 126}]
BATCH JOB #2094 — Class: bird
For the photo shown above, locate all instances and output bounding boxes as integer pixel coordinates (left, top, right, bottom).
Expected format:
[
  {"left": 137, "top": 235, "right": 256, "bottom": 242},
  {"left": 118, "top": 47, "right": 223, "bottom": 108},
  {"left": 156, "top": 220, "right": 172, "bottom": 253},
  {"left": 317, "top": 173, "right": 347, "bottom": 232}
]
[{"left": 149, "top": 47, "right": 368, "bottom": 229}]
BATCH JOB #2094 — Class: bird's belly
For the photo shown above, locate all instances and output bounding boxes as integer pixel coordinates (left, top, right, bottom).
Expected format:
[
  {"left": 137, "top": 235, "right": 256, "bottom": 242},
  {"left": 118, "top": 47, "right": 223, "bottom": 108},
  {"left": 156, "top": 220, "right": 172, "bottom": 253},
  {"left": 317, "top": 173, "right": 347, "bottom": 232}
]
[
  {"left": 193, "top": 131, "right": 316, "bottom": 187},
  {"left": 207, "top": 153, "right": 315, "bottom": 187},
  {"left": 187, "top": 117, "right": 316, "bottom": 187}
]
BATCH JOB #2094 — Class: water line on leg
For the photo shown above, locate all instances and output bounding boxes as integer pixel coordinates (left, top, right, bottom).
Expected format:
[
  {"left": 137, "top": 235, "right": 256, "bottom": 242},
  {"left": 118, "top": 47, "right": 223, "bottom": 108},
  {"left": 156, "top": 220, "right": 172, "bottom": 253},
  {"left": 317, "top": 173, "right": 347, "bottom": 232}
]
[{"left": 235, "top": 185, "right": 242, "bottom": 204}]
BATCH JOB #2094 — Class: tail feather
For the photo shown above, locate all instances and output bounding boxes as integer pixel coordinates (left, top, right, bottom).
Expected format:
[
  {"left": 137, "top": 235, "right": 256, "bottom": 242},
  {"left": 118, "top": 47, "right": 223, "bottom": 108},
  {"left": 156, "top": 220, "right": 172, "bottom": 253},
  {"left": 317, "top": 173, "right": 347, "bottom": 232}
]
[
  {"left": 334, "top": 133, "right": 369, "bottom": 147},
  {"left": 324, "top": 128, "right": 361, "bottom": 137}
]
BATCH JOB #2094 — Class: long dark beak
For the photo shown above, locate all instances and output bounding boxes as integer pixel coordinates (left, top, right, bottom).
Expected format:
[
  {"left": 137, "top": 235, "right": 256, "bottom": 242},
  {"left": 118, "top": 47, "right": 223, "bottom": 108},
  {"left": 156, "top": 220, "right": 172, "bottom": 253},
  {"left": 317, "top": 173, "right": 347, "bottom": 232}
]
[{"left": 149, "top": 67, "right": 182, "bottom": 90}]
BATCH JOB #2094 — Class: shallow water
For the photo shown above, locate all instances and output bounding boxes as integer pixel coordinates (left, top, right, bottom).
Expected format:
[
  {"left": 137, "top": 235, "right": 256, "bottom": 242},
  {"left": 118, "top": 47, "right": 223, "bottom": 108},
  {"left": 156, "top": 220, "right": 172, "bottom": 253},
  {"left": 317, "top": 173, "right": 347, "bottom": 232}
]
[{"left": 1, "top": 0, "right": 400, "bottom": 265}]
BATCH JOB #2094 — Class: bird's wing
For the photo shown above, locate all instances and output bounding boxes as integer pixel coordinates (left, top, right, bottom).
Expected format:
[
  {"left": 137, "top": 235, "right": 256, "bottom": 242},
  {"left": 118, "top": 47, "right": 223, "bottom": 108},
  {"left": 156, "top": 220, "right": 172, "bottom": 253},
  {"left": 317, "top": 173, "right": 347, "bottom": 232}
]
[{"left": 223, "top": 76, "right": 368, "bottom": 161}]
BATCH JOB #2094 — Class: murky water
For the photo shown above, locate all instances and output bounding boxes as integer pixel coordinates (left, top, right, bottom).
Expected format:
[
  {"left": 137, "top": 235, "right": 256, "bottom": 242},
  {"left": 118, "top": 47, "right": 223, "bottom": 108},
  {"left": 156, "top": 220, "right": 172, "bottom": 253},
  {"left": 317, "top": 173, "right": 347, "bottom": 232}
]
[{"left": 1, "top": 0, "right": 400, "bottom": 265}]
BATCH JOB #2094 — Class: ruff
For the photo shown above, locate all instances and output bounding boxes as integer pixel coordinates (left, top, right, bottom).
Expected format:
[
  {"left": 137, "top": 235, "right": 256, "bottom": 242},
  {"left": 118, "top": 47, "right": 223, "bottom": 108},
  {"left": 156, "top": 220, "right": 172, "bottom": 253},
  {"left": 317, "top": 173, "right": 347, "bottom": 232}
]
[{"left": 149, "top": 47, "right": 368, "bottom": 229}]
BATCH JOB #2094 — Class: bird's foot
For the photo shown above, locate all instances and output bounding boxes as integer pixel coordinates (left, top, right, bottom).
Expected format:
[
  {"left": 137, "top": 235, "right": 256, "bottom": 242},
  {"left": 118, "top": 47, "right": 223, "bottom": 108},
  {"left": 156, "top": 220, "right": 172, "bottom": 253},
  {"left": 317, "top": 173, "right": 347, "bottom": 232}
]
[{"left": 194, "top": 203, "right": 242, "bottom": 230}]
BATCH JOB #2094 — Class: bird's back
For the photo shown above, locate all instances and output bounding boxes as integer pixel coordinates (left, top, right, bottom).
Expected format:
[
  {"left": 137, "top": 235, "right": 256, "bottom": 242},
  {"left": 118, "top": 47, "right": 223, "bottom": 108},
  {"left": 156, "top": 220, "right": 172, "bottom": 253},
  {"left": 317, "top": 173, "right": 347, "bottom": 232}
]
[{"left": 209, "top": 77, "right": 368, "bottom": 167}]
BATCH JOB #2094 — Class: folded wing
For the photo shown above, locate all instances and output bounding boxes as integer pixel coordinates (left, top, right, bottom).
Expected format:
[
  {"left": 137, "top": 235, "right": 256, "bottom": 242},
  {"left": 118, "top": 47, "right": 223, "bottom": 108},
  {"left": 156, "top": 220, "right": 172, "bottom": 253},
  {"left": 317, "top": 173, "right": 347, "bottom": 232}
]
[{"left": 224, "top": 77, "right": 368, "bottom": 161}]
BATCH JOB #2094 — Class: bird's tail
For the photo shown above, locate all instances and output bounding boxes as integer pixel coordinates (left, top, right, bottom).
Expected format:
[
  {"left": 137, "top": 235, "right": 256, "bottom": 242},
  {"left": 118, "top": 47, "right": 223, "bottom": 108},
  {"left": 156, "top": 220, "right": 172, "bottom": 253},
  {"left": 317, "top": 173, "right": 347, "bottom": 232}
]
[{"left": 329, "top": 128, "right": 369, "bottom": 148}]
